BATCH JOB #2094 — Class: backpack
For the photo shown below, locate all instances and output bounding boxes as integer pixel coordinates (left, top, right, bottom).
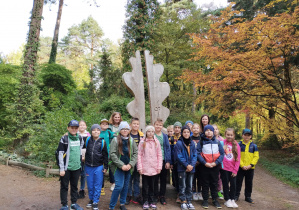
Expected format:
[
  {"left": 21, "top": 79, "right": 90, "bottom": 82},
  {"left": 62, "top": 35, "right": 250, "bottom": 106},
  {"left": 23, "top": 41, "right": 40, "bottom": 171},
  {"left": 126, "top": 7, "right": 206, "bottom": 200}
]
[{"left": 86, "top": 137, "right": 105, "bottom": 150}]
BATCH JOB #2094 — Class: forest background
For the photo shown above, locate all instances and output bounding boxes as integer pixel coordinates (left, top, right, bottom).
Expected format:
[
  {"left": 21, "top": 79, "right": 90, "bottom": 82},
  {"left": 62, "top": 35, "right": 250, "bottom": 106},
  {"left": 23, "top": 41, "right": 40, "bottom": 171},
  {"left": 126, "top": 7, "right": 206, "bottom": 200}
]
[{"left": 0, "top": 0, "right": 298, "bottom": 182}]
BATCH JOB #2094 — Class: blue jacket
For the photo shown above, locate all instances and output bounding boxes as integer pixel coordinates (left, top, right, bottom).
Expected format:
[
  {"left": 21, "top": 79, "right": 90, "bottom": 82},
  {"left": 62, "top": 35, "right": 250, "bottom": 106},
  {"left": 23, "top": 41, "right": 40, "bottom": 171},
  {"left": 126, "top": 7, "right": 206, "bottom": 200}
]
[
  {"left": 160, "top": 133, "right": 171, "bottom": 164},
  {"left": 175, "top": 138, "right": 197, "bottom": 173}
]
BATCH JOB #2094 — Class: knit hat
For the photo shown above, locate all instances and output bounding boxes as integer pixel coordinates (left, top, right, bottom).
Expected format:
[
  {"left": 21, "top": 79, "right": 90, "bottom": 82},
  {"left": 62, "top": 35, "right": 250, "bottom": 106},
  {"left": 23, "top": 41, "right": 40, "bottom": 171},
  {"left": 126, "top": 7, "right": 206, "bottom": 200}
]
[
  {"left": 68, "top": 120, "right": 79, "bottom": 127},
  {"left": 204, "top": 124, "right": 214, "bottom": 133},
  {"left": 242, "top": 128, "right": 252, "bottom": 135},
  {"left": 173, "top": 121, "right": 182, "bottom": 128},
  {"left": 90, "top": 124, "right": 101, "bottom": 133},
  {"left": 181, "top": 125, "right": 191, "bottom": 135},
  {"left": 185, "top": 121, "right": 194, "bottom": 126},
  {"left": 144, "top": 125, "right": 155, "bottom": 138},
  {"left": 118, "top": 121, "right": 130, "bottom": 132}
]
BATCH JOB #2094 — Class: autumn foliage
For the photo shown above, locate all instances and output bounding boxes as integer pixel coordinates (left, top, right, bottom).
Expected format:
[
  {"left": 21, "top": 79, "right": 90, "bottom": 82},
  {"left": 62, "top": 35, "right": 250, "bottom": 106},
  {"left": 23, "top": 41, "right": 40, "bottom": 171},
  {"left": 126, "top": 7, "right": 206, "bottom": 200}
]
[{"left": 183, "top": 5, "right": 299, "bottom": 147}]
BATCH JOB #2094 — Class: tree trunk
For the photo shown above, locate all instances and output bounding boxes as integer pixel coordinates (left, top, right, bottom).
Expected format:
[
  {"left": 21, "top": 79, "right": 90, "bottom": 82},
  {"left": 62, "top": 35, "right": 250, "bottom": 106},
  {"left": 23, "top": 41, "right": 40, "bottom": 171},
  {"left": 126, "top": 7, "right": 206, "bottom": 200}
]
[
  {"left": 49, "top": 0, "right": 64, "bottom": 64},
  {"left": 245, "top": 112, "right": 250, "bottom": 129},
  {"left": 192, "top": 82, "right": 196, "bottom": 113}
]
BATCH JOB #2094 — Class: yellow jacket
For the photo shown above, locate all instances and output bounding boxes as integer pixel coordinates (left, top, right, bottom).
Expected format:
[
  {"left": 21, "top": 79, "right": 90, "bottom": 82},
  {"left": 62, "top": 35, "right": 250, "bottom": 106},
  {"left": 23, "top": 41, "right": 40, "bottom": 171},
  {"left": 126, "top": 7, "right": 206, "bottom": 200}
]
[{"left": 238, "top": 140, "right": 259, "bottom": 169}]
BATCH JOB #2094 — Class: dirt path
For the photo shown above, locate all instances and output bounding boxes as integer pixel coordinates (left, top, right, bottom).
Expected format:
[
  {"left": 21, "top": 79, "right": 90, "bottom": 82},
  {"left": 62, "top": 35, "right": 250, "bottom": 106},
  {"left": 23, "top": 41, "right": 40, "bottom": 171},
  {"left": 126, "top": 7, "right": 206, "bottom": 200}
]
[{"left": 0, "top": 164, "right": 298, "bottom": 210}]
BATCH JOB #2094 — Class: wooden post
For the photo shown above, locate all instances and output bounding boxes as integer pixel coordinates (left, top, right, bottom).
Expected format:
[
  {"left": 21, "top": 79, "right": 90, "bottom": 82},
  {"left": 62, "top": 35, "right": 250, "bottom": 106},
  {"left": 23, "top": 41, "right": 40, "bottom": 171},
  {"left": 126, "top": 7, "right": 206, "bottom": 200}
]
[
  {"left": 46, "top": 164, "right": 52, "bottom": 177},
  {"left": 6, "top": 157, "right": 11, "bottom": 166}
]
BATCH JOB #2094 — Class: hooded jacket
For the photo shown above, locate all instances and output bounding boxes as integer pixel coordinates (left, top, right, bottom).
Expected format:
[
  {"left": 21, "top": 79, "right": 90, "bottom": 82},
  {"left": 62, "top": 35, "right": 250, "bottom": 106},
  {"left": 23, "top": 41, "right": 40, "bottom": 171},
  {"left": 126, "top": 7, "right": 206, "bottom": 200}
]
[
  {"left": 175, "top": 137, "right": 197, "bottom": 173},
  {"left": 85, "top": 136, "right": 108, "bottom": 169},
  {"left": 238, "top": 140, "right": 259, "bottom": 169}
]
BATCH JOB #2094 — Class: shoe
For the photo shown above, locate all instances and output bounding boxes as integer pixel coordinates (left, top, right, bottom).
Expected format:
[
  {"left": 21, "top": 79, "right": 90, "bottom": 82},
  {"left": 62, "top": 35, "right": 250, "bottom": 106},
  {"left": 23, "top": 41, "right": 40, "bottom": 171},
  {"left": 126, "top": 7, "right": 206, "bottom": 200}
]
[
  {"left": 231, "top": 200, "right": 238, "bottom": 208},
  {"left": 160, "top": 196, "right": 167, "bottom": 205},
  {"left": 125, "top": 195, "right": 131, "bottom": 205},
  {"left": 234, "top": 196, "right": 239, "bottom": 202},
  {"left": 245, "top": 197, "right": 254, "bottom": 204},
  {"left": 120, "top": 205, "right": 127, "bottom": 210},
  {"left": 78, "top": 189, "right": 85, "bottom": 199},
  {"left": 143, "top": 201, "right": 149, "bottom": 210},
  {"left": 110, "top": 183, "right": 115, "bottom": 191},
  {"left": 176, "top": 194, "right": 181, "bottom": 203},
  {"left": 71, "top": 203, "right": 84, "bottom": 210},
  {"left": 101, "top": 188, "right": 105, "bottom": 195},
  {"left": 218, "top": 191, "right": 224, "bottom": 200},
  {"left": 202, "top": 200, "right": 209, "bottom": 209},
  {"left": 132, "top": 195, "right": 143, "bottom": 205},
  {"left": 60, "top": 205, "right": 68, "bottom": 210},
  {"left": 212, "top": 200, "right": 222, "bottom": 209},
  {"left": 198, "top": 192, "right": 203, "bottom": 201},
  {"left": 181, "top": 202, "right": 188, "bottom": 210},
  {"left": 92, "top": 203, "right": 99, "bottom": 210},
  {"left": 193, "top": 192, "right": 199, "bottom": 201},
  {"left": 150, "top": 203, "right": 157, "bottom": 209},
  {"left": 224, "top": 199, "right": 233, "bottom": 208},
  {"left": 86, "top": 200, "right": 93, "bottom": 208},
  {"left": 187, "top": 202, "right": 195, "bottom": 210}
]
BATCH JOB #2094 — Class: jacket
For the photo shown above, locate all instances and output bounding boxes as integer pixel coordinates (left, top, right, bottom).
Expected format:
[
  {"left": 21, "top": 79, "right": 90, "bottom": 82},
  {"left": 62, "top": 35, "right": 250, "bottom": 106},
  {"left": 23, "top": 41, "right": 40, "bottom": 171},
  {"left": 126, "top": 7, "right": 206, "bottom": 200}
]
[
  {"left": 100, "top": 128, "right": 115, "bottom": 154},
  {"left": 239, "top": 140, "right": 259, "bottom": 169},
  {"left": 175, "top": 137, "right": 197, "bottom": 173},
  {"left": 137, "top": 137, "right": 162, "bottom": 176},
  {"left": 222, "top": 139, "right": 240, "bottom": 174},
  {"left": 108, "top": 136, "right": 138, "bottom": 174},
  {"left": 160, "top": 133, "right": 171, "bottom": 164},
  {"left": 57, "top": 135, "right": 84, "bottom": 172},
  {"left": 85, "top": 137, "right": 108, "bottom": 169},
  {"left": 169, "top": 134, "right": 181, "bottom": 165},
  {"left": 197, "top": 134, "right": 224, "bottom": 165}
]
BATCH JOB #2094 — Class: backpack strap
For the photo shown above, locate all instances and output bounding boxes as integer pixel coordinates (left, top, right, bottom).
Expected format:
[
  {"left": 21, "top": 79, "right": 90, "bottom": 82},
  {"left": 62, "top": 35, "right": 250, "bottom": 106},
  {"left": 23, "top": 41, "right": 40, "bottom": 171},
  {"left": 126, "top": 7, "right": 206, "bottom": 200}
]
[
  {"left": 86, "top": 136, "right": 90, "bottom": 148},
  {"left": 86, "top": 136, "right": 105, "bottom": 151}
]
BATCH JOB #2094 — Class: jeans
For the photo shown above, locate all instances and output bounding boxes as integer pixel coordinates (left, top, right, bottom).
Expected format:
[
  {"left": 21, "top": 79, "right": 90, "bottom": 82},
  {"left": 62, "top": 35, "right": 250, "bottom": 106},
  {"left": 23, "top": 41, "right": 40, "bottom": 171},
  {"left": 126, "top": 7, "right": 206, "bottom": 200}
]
[
  {"left": 109, "top": 166, "right": 115, "bottom": 183},
  {"left": 178, "top": 171, "right": 194, "bottom": 202},
  {"left": 236, "top": 168, "right": 254, "bottom": 198},
  {"left": 60, "top": 169, "right": 81, "bottom": 206},
  {"left": 128, "top": 166, "right": 140, "bottom": 197},
  {"left": 142, "top": 175, "right": 157, "bottom": 204},
  {"left": 80, "top": 163, "right": 86, "bottom": 190},
  {"left": 85, "top": 165, "right": 104, "bottom": 204},
  {"left": 109, "top": 168, "right": 131, "bottom": 209},
  {"left": 220, "top": 169, "right": 236, "bottom": 200}
]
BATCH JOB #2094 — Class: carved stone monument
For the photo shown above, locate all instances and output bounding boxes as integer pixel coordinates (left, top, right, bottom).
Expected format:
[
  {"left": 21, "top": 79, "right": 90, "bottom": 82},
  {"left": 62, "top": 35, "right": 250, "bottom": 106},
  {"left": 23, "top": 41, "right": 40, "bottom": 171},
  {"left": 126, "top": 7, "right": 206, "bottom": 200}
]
[{"left": 123, "top": 50, "right": 170, "bottom": 131}]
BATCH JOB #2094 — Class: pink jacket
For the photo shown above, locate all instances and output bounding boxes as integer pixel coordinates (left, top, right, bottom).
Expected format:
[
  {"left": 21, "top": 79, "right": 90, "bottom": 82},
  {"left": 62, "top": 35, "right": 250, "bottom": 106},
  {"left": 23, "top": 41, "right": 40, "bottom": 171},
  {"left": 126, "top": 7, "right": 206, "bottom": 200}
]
[
  {"left": 222, "top": 139, "right": 241, "bottom": 174},
  {"left": 137, "top": 137, "right": 162, "bottom": 176}
]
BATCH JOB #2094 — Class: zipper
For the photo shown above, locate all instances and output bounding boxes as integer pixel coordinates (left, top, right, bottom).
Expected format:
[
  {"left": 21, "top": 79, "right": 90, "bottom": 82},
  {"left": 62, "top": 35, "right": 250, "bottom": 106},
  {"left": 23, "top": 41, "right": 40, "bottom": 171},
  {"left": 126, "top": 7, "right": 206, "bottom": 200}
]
[
  {"left": 91, "top": 139, "right": 96, "bottom": 166},
  {"left": 211, "top": 141, "right": 215, "bottom": 162}
]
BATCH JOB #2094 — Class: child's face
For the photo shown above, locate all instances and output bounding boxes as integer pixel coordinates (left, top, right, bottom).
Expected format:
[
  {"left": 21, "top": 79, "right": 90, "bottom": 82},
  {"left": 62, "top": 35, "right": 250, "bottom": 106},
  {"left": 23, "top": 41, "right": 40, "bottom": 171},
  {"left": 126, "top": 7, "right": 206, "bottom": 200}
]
[
  {"left": 100, "top": 122, "right": 109, "bottom": 131},
  {"left": 205, "top": 129, "right": 214, "bottom": 139},
  {"left": 213, "top": 126, "right": 220, "bottom": 136},
  {"left": 167, "top": 128, "right": 174, "bottom": 137},
  {"left": 67, "top": 126, "right": 79, "bottom": 136},
  {"left": 192, "top": 125, "right": 200, "bottom": 135},
  {"left": 79, "top": 122, "right": 87, "bottom": 133},
  {"left": 113, "top": 114, "right": 121, "bottom": 124},
  {"left": 182, "top": 129, "right": 190, "bottom": 139},
  {"left": 225, "top": 131, "right": 235, "bottom": 142},
  {"left": 174, "top": 126, "right": 181, "bottom": 135},
  {"left": 146, "top": 129, "right": 155, "bottom": 139},
  {"left": 92, "top": 128, "right": 101, "bottom": 139},
  {"left": 242, "top": 133, "right": 252, "bottom": 142},
  {"left": 202, "top": 116, "right": 209, "bottom": 126},
  {"left": 187, "top": 123, "right": 193, "bottom": 130},
  {"left": 154, "top": 121, "right": 163, "bottom": 133},
  {"left": 130, "top": 120, "right": 140, "bottom": 132},
  {"left": 120, "top": 128, "right": 130, "bottom": 137}
]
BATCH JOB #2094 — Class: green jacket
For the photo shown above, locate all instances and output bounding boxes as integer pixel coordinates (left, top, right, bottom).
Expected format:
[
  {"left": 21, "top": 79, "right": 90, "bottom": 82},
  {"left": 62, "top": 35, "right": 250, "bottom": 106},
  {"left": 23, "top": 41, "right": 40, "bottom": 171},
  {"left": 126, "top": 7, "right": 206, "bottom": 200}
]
[{"left": 108, "top": 136, "right": 138, "bottom": 175}]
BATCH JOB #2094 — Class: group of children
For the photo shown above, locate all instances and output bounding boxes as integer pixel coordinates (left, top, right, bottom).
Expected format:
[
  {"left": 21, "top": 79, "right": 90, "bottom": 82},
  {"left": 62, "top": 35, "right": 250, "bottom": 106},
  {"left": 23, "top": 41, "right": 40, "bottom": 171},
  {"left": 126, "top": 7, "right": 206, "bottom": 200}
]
[{"left": 57, "top": 112, "right": 259, "bottom": 210}]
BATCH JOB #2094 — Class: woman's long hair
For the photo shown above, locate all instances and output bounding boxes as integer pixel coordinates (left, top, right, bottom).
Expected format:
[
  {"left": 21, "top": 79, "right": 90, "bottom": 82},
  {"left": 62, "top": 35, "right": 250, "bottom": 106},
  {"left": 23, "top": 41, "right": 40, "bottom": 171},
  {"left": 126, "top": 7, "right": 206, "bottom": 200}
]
[
  {"left": 109, "top": 112, "right": 123, "bottom": 126},
  {"left": 200, "top": 114, "right": 210, "bottom": 133}
]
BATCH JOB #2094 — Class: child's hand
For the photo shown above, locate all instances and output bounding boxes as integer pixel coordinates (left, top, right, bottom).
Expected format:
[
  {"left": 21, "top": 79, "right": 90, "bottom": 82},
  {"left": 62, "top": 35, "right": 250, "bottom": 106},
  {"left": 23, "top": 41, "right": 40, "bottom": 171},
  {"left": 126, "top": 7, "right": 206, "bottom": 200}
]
[
  {"left": 170, "top": 165, "right": 173, "bottom": 170},
  {"left": 122, "top": 165, "right": 128, "bottom": 171},
  {"left": 60, "top": 171, "right": 65, "bottom": 177},
  {"left": 103, "top": 169, "right": 107, "bottom": 174},
  {"left": 165, "top": 163, "right": 170, "bottom": 169},
  {"left": 211, "top": 162, "right": 216, "bottom": 167},
  {"left": 186, "top": 165, "right": 193, "bottom": 172},
  {"left": 126, "top": 164, "right": 132, "bottom": 170},
  {"left": 139, "top": 170, "right": 142, "bottom": 175},
  {"left": 157, "top": 169, "right": 161, "bottom": 174},
  {"left": 232, "top": 173, "right": 237, "bottom": 177},
  {"left": 205, "top": 163, "right": 212, "bottom": 168},
  {"left": 242, "top": 166, "right": 248, "bottom": 170},
  {"left": 248, "top": 165, "right": 252, "bottom": 169}
]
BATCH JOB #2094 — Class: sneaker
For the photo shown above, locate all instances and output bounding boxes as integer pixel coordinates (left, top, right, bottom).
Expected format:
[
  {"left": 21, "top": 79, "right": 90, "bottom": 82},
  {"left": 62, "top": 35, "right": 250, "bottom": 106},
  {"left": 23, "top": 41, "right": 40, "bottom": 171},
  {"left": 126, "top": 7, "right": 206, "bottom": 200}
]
[
  {"left": 218, "top": 191, "right": 224, "bottom": 200},
  {"left": 160, "top": 196, "right": 167, "bottom": 205},
  {"left": 143, "top": 201, "right": 149, "bottom": 210},
  {"left": 187, "top": 202, "right": 195, "bottom": 210},
  {"left": 78, "top": 189, "right": 85, "bottom": 199},
  {"left": 92, "top": 203, "right": 99, "bottom": 210},
  {"left": 150, "top": 203, "right": 157, "bottom": 209},
  {"left": 86, "top": 200, "right": 93, "bottom": 208},
  {"left": 60, "top": 205, "right": 68, "bottom": 210},
  {"left": 132, "top": 195, "right": 143, "bottom": 205},
  {"left": 231, "top": 200, "right": 238, "bottom": 208},
  {"left": 101, "top": 188, "right": 105, "bottom": 195},
  {"left": 202, "top": 200, "right": 209, "bottom": 209},
  {"left": 224, "top": 199, "right": 233, "bottom": 208},
  {"left": 110, "top": 183, "right": 115, "bottom": 191},
  {"left": 120, "top": 205, "right": 127, "bottom": 210},
  {"left": 71, "top": 203, "right": 84, "bottom": 210},
  {"left": 212, "top": 200, "right": 222, "bottom": 209},
  {"left": 193, "top": 192, "right": 199, "bottom": 201},
  {"left": 181, "top": 202, "right": 188, "bottom": 210},
  {"left": 176, "top": 194, "right": 181, "bottom": 203},
  {"left": 245, "top": 197, "right": 254, "bottom": 204},
  {"left": 125, "top": 195, "right": 131, "bottom": 205},
  {"left": 198, "top": 192, "right": 203, "bottom": 201}
]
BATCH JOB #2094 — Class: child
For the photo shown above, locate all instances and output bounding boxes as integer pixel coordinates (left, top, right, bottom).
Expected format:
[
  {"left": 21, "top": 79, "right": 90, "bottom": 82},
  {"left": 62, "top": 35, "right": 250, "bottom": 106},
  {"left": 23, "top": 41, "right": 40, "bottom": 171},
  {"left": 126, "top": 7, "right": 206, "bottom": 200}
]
[
  {"left": 221, "top": 128, "right": 240, "bottom": 208},
  {"left": 108, "top": 121, "right": 138, "bottom": 210},
  {"left": 57, "top": 120, "right": 84, "bottom": 210},
  {"left": 235, "top": 128, "right": 259, "bottom": 204},
  {"left": 138, "top": 126, "right": 162, "bottom": 210},
  {"left": 126, "top": 117, "right": 144, "bottom": 205},
  {"left": 108, "top": 112, "right": 123, "bottom": 191},
  {"left": 197, "top": 124, "right": 224, "bottom": 209},
  {"left": 100, "top": 119, "right": 115, "bottom": 196},
  {"left": 199, "top": 115, "right": 210, "bottom": 134},
  {"left": 185, "top": 121, "right": 194, "bottom": 136},
  {"left": 85, "top": 124, "right": 108, "bottom": 210},
  {"left": 153, "top": 119, "right": 171, "bottom": 205},
  {"left": 167, "top": 125, "right": 174, "bottom": 138},
  {"left": 191, "top": 123, "right": 203, "bottom": 201},
  {"left": 176, "top": 126, "right": 197, "bottom": 210},
  {"left": 78, "top": 120, "right": 90, "bottom": 199},
  {"left": 213, "top": 124, "right": 224, "bottom": 200},
  {"left": 169, "top": 121, "right": 182, "bottom": 203}
]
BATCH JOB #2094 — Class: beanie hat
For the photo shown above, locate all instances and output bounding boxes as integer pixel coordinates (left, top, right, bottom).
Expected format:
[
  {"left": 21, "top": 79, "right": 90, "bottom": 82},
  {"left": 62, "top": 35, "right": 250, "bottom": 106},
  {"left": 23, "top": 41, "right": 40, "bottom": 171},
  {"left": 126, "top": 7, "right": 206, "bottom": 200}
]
[
  {"left": 181, "top": 125, "right": 191, "bottom": 135},
  {"left": 204, "top": 124, "right": 214, "bottom": 133},
  {"left": 242, "top": 128, "right": 252, "bottom": 135},
  {"left": 144, "top": 125, "right": 155, "bottom": 138},
  {"left": 185, "top": 121, "right": 194, "bottom": 126},
  {"left": 173, "top": 121, "right": 182, "bottom": 128},
  {"left": 118, "top": 121, "right": 130, "bottom": 132},
  {"left": 90, "top": 124, "right": 101, "bottom": 133}
]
